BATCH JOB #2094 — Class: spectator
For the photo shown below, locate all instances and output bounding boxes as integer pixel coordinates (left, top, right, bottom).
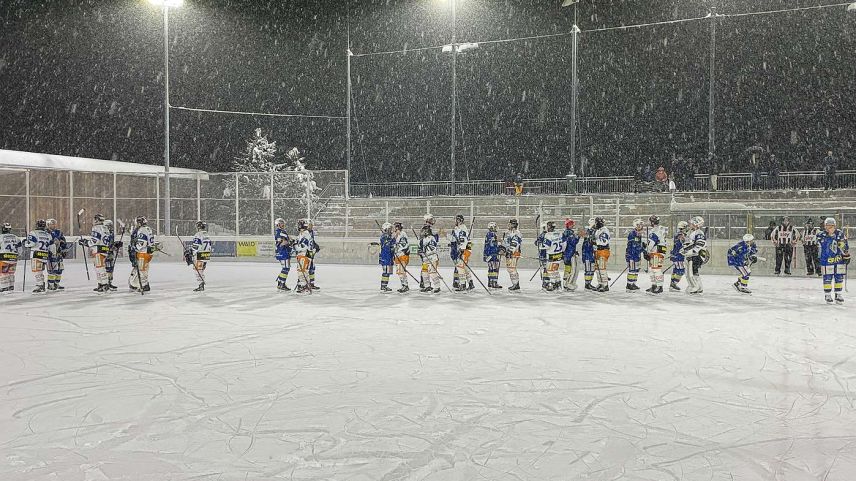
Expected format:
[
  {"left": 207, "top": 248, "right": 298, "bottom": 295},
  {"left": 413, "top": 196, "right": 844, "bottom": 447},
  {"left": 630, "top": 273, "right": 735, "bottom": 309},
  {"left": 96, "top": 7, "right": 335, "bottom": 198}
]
[
  {"left": 823, "top": 150, "right": 838, "bottom": 190},
  {"left": 514, "top": 172, "right": 524, "bottom": 196},
  {"left": 668, "top": 176, "right": 676, "bottom": 193},
  {"left": 654, "top": 166, "right": 668, "bottom": 192},
  {"left": 767, "top": 154, "right": 781, "bottom": 190},
  {"left": 764, "top": 220, "right": 776, "bottom": 241}
]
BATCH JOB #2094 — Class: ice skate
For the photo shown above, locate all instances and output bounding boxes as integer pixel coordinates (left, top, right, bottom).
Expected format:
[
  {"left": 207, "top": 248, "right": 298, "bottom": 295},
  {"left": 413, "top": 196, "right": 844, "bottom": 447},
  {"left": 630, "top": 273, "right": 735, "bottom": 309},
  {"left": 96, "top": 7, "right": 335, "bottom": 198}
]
[
  {"left": 194, "top": 282, "right": 205, "bottom": 292},
  {"left": 397, "top": 285, "right": 409, "bottom": 293},
  {"left": 32, "top": 284, "right": 45, "bottom": 293},
  {"left": 826, "top": 294, "right": 834, "bottom": 304},
  {"left": 835, "top": 294, "right": 844, "bottom": 305},
  {"left": 508, "top": 283, "right": 520, "bottom": 291}
]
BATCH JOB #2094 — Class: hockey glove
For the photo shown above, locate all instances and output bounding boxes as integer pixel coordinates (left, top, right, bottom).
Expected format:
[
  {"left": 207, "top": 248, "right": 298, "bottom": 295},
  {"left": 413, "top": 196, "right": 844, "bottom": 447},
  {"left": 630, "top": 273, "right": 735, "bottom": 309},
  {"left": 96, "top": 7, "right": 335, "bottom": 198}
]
[
  {"left": 113, "top": 241, "right": 123, "bottom": 249},
  {"left": 844, "top": 253, "right": 851, "bottom": 265},
  {"left": 749, "top": 254, "right": 758, "bottom": 265},
  {"left": 643, "top": 252, "right": 651, "bottom": 261},
  {"left": 183, "top": 249, "right": 193, "bottom": 266},
  {"left": 77, "top": 238, "right": 89, "bottom": 247}
]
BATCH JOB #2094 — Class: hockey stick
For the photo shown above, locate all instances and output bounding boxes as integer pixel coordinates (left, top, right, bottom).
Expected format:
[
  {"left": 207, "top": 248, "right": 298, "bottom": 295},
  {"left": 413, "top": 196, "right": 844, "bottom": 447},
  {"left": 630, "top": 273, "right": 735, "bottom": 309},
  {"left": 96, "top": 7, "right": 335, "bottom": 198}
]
[
  {"left": 461, "top": 256, "right": 492, "bottom": 295},
  {"left": 176, "top": 226, "right": 205, "bottom": 287},
  {"left": 374, "top": 220, "right": 421, "bottom": 285},
  {"left": 76, "top": 209, "right": 91, "bottom": 281},
  {"left": 129, "top": 227, "right": 144, "bottom": 296},
  {"left": 529, "top": 214, "right": 547, "bottom": 282},
  {"left": 21, "top": 256, "right": 27, "bottom": 292},
  {"left": 411, "top": 227, "right": 453, "bottom": 293},
  {"left": 609, "top": 265, "right": 629, "bottom": 288}
]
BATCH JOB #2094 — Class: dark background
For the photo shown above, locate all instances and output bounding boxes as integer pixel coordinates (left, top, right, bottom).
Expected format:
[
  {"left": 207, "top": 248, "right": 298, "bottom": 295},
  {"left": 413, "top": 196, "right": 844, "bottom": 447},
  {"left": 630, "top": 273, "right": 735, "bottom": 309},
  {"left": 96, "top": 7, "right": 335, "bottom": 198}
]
[{"left": 1, "top": 0, "right": 854, "bottom": 182}]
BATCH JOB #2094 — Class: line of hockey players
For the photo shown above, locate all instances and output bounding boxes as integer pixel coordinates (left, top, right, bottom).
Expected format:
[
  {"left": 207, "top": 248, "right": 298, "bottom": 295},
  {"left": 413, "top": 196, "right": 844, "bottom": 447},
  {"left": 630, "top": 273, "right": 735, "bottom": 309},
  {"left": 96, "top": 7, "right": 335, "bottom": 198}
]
[
  {"left": 0, "top": 215, "right": 212, "bottom": 294},
  {"left": 369, "top": 213, "right": 849, "bottom": 304}
]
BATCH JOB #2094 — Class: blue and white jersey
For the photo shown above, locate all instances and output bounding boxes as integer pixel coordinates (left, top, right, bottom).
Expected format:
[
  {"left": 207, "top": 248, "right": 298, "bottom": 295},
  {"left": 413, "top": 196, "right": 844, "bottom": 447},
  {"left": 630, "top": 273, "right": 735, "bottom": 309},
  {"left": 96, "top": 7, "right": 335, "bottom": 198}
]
[
  {"left": 294, "top": 230, "right": 313, "bottom": 256},
  {"left": 192, "top": 230, "right": 213, "bottom": 260},
  {"left": 647, "top": 225, "right": 668, "bottom": 256},
  {"left": 727, "top": 241, "right": 757, "bottom": 267},
  {"left": 502, "top": 229, "right": 522, "bottom": 257},
  {"left": 581, "top": 228, "right": 595, "bottom": 262},
  {"left": 379, "top": 232, "right": 395, "bottom": 265},
  {"left": 420, "top": 234, "right": 439, "bottom": 260},
  {"left": 626, "top": 229, "right": 644, "bottom": 261},
  {"left": 543, "top": 230, "right": 565, "bottom": 260},
  {"left": 818, "top": 229, "right": 849, "bottom": 267},
  {"left": 395, "top": 231, "right": 410, "bottom": 256},
  {"left": 483, "top": 231, "right": 500, "bottom": 259},
  {"left": 26, "top": 229, "right": 52, "bottom": 260},
  {"left": 595, "top": 226, "right": 611, "bottom": 250},
  {"left": 48, "top": 229, "right": 68, "bottom": 260},
  {"left": 89, "top": 224, "right": 112, "bottom": 255},
  {"left": 274, "top": 228, "right": 292, "bottom": 261},
  {"left": 449, "top": 224, "right": 470, "bottom": 260},
  {"left": 671, "top": 232, "right": 686, "bottom": 262},
  {"left": 682, "top": 228, "right": 707, "bottom": 258},
  {"left": 309, "top": 229, "right": 319, "bottom": 255},
  {"left": 134, "top": 226, "right": 155, "bottom": 254},
  {"left": 535, "top": 231, "right": 547, "bottom": 260},
  {"left": 1, "top": 233, "right": 22, "bottom": 262},
  {"left": 562, "top": 228, "right": 580, "bottom": 261}
]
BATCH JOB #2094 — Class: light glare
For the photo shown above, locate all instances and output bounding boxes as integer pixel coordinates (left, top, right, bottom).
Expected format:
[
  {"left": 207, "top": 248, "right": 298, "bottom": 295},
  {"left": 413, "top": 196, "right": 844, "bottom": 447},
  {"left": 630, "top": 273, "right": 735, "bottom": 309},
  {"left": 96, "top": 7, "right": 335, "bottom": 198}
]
[{"left": 148, "top": 0, "right": 184, "bottom": 7}]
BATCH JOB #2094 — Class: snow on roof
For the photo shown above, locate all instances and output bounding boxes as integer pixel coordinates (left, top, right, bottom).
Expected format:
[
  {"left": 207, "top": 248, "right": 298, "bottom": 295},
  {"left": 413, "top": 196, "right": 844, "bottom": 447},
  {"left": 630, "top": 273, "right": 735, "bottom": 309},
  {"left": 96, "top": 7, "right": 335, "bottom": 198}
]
[{"left": 0, "top": 149, "right": 206, "bottom": 176}]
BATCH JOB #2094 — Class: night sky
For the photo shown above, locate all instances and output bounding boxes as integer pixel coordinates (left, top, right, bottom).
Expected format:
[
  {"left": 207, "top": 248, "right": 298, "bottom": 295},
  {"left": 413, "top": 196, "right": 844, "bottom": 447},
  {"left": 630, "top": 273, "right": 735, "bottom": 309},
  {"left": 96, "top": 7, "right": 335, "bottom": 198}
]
[{"left": 1, "top": 0, "right": 854, "bottom": 182}]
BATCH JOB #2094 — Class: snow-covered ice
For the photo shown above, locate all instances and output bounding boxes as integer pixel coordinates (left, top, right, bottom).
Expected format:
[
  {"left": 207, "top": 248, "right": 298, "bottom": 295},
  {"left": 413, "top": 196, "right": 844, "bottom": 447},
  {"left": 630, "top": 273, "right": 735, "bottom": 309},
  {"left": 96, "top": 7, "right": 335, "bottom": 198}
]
[{"left": 1, "top": 262, "right": 855, "bottom": 480}]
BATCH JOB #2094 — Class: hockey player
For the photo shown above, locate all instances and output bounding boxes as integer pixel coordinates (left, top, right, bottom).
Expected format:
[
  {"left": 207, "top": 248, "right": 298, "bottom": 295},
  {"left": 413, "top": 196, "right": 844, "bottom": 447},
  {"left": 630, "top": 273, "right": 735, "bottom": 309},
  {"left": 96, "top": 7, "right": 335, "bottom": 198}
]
[
  {"left": 802, "top": 218, "right": 821, "bottom": 277},
  {"left": 104, "top": 220, "right": 122, "bottom": 291},
  {"left": 129, "top": 216, "right": 155, "bottom": 292},
  {"left": 449, "top": 214, "right": 473, "bottom": 291},
  {"left": 542, "top": 221, "right": 565, "bottom": 291},
  {"left": 0, "top": 223, "right": 22, "bottom": 292},
  {"left": 502, "top": 218, "right": 522, "bottom": 291},
  {"left": 669, "top": 221, "right": 688, "bottom": 291},
  {"left": 393, "top": 222, "right": 410, "bottom": 292},
  {"left": 535, "top": 223, "right": 549, "bottom": 288},
  {"left": 378, "top": 222, "right": 395, "bottom": 292},
  {"left": 188, "top": 221, "right": 212, "bottom": 291},
  {"left": 625, "top": 219, "right": 644, "bottom": 291},
  {"left": 593, "top": 217, "right": 611, "bottom": 292},
  {"left": 680, "top": 216, "right": 708, "bottom": 294},
  {"left": 293, "top": 219, "right": 315, "bottom": 293},
  {"left": 45, "top": 219, "right": 69, "bottom": 291},
  {"left": 817, "top": 217, "right": 850, "bottom": 304},
  {"left": 562, "top": 219, "right": 581, "bottom": 291},
  {"left": 81, "top": 213, "right": 112, "bottom": 292},
  {"left": 307, "top": 219, "right": 320, "bottom": 290},
  {"left": 581, "top": 219, "right": 596, "bottom": 290},
  {"left": 645, "top": 215, "right": 668, "bottom": 294},
  {"left": 771, "top": 216, "right": 798, "bottom": 275},
  {"left": 419, "top": 214, "right": 439, "bottom": 290},
  {"left": 727, "top": 234, "right": 758, "bottom": 294},
  {"left": 419, "top": 224, "right": 442, "bottom": 293},
  {"left": 25, "top": 219, "right": 52, "bottom": 293},
  {"left": 483, "top": 222, "right": 502, "bottom": 289},
  {"left": 274, "top": 218, "right": 292, "bottom": 291}
]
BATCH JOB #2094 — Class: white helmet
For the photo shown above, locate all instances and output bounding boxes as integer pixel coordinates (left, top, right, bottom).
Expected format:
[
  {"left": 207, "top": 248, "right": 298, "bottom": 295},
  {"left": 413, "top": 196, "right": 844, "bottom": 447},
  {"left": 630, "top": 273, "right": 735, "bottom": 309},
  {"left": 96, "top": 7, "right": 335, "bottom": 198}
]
[
  {"left": 274, "top": 217, "right": 285, "bottom": 228},
  {"left": 46, "top": 218, "right": 58, "bottom": 228},
  {"left": 632, "top": 219, "right": 644, "bottom": 230},
  {"left": 587, "top": 218, "right": 596, "bottom": 228},
  {"left": 677, "top": 221, "right": 689, "bottom": 231},
  {"left": 487, "top": 221, "right": 497, "bottom": 231},
  {"left": 104, "top": 219, "right": 113, "bottom": 230},
  {"left": 381, "top": 222, "right": 392, "bottom": 232},
  {"left": 742, "top": 233, "right": 755, "bottom": 243},
  {"left": 423, "top": 213, "right": 435, "bottom": 225},
  {"left": 824, "top": 217, "right": 837, "bottom": 226},
  {"left": 690, "top": 216, "right": 704, "bottom": 228}
]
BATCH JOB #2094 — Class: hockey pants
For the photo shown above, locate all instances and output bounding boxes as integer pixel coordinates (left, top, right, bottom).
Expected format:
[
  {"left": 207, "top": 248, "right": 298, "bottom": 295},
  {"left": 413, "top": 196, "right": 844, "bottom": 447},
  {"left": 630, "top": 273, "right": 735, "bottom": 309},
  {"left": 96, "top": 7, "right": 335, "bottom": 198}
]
[
  {"left": 506, "top": 255, "right": 520, "bottom": 285},
  {"left": 649, "top": 253, "right": 664, "bottom": 288},
  {"left": 92, "top": 250, "right": 108, "bottom": 286},
  {"left": 395, "top": 254, "right": 410, "bottom": 287},
  {"left": 563, "top": 256, "right": 579, "bottom": 289},
  {"left": 803, "top": 245, "right": 820, "bottom": 275},
  {"left": 129, "top": 252, "right": 152, "bottom": 289},
  {"left": 0, "top": 260, "right": 17, "bottom": 290},
  {"left": 595, "top": 249, "right": 610, "bottom": 287}
]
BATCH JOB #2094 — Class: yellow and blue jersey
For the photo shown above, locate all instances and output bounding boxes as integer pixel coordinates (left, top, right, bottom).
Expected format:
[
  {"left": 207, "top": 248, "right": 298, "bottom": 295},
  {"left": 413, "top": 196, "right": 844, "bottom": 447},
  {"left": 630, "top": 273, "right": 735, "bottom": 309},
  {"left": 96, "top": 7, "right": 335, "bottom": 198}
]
[
  {"left": 625, "top": 230, "right": 644, "bottom": 261},
  {"left": 581, "top": 228, "right": 595, "bottom": 262},
  {"left": 818, "top": 229, "right": 848, "bottom": 266},
  {"left": 274, "top": 228, "right": 292, "bottom": 261},
  {"left": 379, "top": 233, "right": 395, "bottom": 265},
  {"left": 727, "top": 241, "right": 757, "bottom": 267},
  {"left": 483, "top": 231, "right": 500, "bottom": 258},
  {"left": 562, "top": 228, "right": 580, "bottom": 261}
]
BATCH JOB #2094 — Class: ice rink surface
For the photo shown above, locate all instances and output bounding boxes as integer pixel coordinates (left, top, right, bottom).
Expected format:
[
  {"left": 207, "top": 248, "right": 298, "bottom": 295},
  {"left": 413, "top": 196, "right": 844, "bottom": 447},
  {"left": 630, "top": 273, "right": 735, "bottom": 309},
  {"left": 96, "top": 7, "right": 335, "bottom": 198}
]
[{"left": 1, "top": 261, "right": 854, "bottom": 480}]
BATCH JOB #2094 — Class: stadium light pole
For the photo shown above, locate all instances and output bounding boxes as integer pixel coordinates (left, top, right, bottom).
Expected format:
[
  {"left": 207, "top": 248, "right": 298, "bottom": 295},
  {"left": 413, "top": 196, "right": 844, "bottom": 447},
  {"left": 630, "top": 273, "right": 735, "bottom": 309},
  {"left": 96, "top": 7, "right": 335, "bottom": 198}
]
[
  {"left": 450, "top": 0, "right": 457, "bottom": 195},
  {"left": 149, "top": 0, "right": 182, "bottom": 234},
  {"left": 563, "top": 0, "right": 579, "bottom": 177}
]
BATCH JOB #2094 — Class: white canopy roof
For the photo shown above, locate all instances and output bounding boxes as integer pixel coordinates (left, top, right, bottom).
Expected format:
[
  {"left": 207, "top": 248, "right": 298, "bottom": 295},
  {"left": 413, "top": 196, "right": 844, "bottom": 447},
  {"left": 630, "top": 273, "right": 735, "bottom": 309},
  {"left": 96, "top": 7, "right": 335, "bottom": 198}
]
[{"left": 0, "top": 149, "right": 206, "bottom": 176}]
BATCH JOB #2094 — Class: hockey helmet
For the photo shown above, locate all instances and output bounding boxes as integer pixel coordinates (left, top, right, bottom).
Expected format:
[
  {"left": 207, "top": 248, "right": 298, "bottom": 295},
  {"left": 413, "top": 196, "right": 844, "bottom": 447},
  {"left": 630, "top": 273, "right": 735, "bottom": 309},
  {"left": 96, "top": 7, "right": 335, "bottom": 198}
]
[
  {"left": 455, "top": 214, "right": 465, "bottom": 225},
  {"left": 136, "top": 216, "right": 148, "bottom": 227},
  {"left": 508, "top": 218, "right": 519, "bottom": 229},
  {"left": 690, "top": 216, "right": 704, "bottom": 228},
  {"left": 632, "top": 218, "right": 644, "bottom": 230},
  {"left": 587, "top": 218, "right": 596, "bottom": 229},
  {"left": 104, "top": 219, "right": 113, "bottom": 231},
  {"left": 677, "top": 220, "right": 689, "bottom": 232},
  {"left": 423, "top": 213, "right": 435, "bottom": 225},
  {"left": 743, "top": 233, "right": 755, "bottom": 243},
  {"left": 594, "top": 217, "right": 605, "bottom": 229},
  {"left": 487, "top": 221, "right": 498, "bottom": 232},
  {"left": 36, "top": 219, "right": 47, "bottom": 230},
  {"left": 546, "top": 221, "right": 556, "bottom": 232},
  {"left": 649, "top": 214, "right": 660, "bottom": 226},
  {"left": 196, "top": 221, "right": 207, "bottom": 231},
  {"left": 381, "top": 222, "right": 392, "bottom": 233},
  {"left": 46, "top": 218, "right": 57, "bottom": 228},
  {"left": 93, "top": 213, "right": 105, "bottom": 224},
  {"left": 564, "top": 218, "right": 576, "bottom": 230},
  {"left": 297, "top": 218, "right": 308, "bottom": 231},
  {"left": 393, "top": 222, "right": 404, "bottom": 231},
  {"left": 824, "top": 217, "right": 836, "bottom": 226},
  {"left": 1, "top": 222, "right": 11, "bottom": 234},
  {"left": 274, "top": 217, "right": 286, "bottom": 228}
]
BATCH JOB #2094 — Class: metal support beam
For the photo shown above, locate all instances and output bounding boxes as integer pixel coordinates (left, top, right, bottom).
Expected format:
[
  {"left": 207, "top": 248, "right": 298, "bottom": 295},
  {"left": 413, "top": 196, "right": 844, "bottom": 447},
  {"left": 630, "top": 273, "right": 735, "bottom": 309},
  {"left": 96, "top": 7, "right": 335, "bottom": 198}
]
[
  {"left": 569, "top": 25, "right": 580, "bottom": 176},
  {"left": 450, "top": 0, "right": 457, "bottom": 196},
  {"left": 708, "top": 9, "right": 717, "bottom": 160},
  {"left": 162, "top": 6, "right": 172, "bottom": 234}
]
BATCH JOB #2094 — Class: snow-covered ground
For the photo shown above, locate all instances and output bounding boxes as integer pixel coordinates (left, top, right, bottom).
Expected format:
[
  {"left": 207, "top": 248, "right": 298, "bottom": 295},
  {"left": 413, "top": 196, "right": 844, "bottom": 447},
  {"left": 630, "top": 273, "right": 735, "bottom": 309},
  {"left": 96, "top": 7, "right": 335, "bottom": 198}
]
[{"left": 1, "top": 261, "right": 854, "bottom": 481}]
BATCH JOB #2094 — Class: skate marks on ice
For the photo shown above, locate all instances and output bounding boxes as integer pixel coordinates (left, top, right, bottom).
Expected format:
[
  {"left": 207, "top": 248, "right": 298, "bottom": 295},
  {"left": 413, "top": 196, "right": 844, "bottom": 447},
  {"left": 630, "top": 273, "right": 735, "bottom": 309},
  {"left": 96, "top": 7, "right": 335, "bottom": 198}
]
[{"left": 1, "top": 263, "right": 856, "bottom": 480}]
